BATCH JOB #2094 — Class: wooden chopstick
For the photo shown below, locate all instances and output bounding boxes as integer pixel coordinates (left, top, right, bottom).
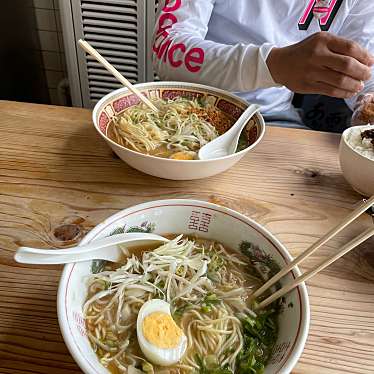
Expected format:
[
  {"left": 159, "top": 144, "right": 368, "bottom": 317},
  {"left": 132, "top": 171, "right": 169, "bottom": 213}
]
[
  {"left": 256, "top": 226, "right": 374, "bottom": 309},
  {"left": 252, "top": 195, "right": 374, "bottom": 300},
  {"left": 78, "top": 39, "right": 158, "bottom": 112}
]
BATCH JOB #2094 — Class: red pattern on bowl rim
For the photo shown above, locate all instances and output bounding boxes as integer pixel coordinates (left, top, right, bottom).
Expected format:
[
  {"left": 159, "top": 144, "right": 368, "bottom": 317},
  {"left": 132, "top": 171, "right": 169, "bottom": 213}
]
[
  {"left": 113, "top": 94, "right": 141, "bottom": 114},
  {"left": 98, "top": 112, "right": 109, "bottom": 133},
  {"left": 161, "top": 89, "right": 204, "bottom": 101}
]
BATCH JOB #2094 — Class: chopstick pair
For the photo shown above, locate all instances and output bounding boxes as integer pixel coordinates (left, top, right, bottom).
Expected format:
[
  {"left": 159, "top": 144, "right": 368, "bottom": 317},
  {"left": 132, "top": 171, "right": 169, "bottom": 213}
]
[
  {"left": 78, "top": 39, "right": 158, "bottom": 113},
  {"left": 254, "top": 195, "right": 374, "bottom": 309}
]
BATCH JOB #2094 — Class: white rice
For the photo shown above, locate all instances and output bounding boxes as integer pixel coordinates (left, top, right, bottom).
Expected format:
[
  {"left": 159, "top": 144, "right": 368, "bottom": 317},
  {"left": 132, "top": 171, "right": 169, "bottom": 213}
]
[{"left": 345, "top": 124, "right": 374, "bottom": 160}]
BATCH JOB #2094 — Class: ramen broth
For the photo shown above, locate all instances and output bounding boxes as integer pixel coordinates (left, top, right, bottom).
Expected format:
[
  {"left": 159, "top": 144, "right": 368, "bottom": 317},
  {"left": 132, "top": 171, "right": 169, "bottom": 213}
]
[
  {"left": 107, "top": 124, "right": 182, "bottom": 158},
  {"left": 105, "top": 97, "right": 251, "bottom": 160},
  {"left": 84, "top": 235, "right": 278, "bottom": 374}
]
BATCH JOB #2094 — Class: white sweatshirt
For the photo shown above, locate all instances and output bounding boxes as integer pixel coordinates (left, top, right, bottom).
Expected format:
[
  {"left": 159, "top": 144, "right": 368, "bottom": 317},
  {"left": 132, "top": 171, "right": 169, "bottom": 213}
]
[{"left": 152, "top": 0, "right": 374, "bottom": 114}]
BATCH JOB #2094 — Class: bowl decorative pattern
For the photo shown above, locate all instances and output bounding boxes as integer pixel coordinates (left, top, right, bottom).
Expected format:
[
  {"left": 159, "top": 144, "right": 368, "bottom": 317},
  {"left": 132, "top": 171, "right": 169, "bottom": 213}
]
[{"left": 57, "top": 199, "right": 309, "bottom": 374}]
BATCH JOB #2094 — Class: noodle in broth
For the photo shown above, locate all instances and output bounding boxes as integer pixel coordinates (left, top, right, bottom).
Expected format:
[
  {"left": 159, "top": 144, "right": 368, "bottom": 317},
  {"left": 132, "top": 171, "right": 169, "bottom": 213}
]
[
  {"left": 108, "top": 98, "right": 234, "bottom": 160},
  {"left": 84, "top": 236, "right": 278, "bottom": 374}
]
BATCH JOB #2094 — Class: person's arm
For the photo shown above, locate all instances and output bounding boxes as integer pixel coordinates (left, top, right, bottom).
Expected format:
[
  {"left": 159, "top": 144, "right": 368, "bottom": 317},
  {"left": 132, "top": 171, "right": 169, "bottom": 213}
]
[
  {"left": 151, "top": 0, "right": 277, "bottom": 92},
  {"left": 153, "top": 1, "right": 374, "bottom": 100},
  {"left": 267, "top": 32, "right": 373, "bottom": 100}
]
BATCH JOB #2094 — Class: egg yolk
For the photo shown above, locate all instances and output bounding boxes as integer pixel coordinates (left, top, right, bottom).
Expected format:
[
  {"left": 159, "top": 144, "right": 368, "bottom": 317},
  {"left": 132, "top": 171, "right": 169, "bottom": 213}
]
[
  {"left": 169, "top": 151, "right": 195, "bottom": 160},
  {"left": 142, "top": 312, "right": 183, "bottom": 349}
]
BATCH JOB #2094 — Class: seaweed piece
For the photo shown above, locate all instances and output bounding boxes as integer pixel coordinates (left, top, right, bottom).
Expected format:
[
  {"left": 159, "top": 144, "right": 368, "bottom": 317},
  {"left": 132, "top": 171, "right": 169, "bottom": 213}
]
[{"left": 91, "top": 259, "right": 106, "bottom": 274}]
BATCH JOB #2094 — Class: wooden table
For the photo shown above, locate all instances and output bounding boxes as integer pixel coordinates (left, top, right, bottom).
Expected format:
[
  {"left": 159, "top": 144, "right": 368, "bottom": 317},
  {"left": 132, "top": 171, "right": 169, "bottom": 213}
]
[{"left": 0, "top": 100, "right": 373, "bottom": 374}]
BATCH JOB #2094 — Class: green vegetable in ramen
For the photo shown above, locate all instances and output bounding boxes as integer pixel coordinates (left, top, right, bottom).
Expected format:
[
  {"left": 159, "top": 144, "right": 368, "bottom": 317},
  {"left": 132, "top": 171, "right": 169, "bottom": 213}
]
[
  {"left": 84, "top": 236, "right": 278, "bottom": 374},
  {"left": 108, "top": 97, "right": 234, "bottom": 160}
]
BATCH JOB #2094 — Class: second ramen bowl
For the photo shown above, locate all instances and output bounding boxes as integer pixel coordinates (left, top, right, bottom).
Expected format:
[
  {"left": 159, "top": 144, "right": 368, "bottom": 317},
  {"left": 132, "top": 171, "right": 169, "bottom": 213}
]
[
  {"left": 58, "top": 199, "right": 310, "bottom": 374},
  {"left": 92, "top": 82, "right": 266, "bottom": 180}
]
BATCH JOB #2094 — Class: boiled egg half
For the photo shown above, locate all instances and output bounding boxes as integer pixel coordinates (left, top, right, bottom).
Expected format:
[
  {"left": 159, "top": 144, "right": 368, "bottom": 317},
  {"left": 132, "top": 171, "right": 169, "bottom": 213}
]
[{"left": 136, "top": 299, "right": 187, "bottom": 366}]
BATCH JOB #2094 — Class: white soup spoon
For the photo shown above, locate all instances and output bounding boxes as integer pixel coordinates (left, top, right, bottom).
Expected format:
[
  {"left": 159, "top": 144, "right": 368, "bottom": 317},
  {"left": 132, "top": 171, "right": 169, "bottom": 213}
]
[
  {"left": 198, "top": 104, "right": 261, "bottom": 160},
  {"left": 14, "top": 232, "right": 169, "bottom": 265}
]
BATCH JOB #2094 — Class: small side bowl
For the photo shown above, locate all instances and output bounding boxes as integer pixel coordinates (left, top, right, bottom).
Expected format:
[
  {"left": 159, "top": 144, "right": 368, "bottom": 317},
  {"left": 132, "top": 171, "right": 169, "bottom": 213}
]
[
  {"left": 92, "top": 82, "right": 265, "bottom": 180},
  {"left": 339, "top": 125, "right": 374, "bottom": 196},
  {"left": 57, "top": 199, "right": 310, "bottom": 374}
]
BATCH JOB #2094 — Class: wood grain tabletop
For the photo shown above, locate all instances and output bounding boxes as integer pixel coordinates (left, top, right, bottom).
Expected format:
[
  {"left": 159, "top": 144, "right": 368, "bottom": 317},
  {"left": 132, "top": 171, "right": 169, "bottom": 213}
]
[{"left": 0, "top": 100, "right": 373, "bottom": 374}]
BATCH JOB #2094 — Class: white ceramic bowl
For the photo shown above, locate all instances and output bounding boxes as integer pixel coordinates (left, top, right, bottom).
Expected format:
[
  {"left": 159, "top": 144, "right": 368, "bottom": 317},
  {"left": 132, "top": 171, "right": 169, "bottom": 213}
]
[
  {"left": 339, "top": 125, "right": 374, "bottom": 197},
  {"left": 57, "top": 199, "right": 309, "bottom": 374},
  {"left": 92, "top": 82, "right": 265, "bottom": 180}
]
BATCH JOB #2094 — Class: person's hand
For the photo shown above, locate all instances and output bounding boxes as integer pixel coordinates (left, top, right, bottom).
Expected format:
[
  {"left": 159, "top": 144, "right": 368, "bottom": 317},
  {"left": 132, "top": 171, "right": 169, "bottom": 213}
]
[
  {"left": 352, "top": 93, "right": 374, "bottom": 125},
  {"left": 267, "top": 32, "right": 374, "bottom": 99}
]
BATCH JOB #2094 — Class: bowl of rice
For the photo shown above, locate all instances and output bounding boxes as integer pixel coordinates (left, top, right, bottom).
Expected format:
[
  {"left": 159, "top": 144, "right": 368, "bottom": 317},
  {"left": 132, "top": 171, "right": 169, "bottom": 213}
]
[
  {"left": 339, "top": 124, "right": 374, "bottom": 196},
  {"left": 92, "top": 82, "right": 265, "bottom": 180}
]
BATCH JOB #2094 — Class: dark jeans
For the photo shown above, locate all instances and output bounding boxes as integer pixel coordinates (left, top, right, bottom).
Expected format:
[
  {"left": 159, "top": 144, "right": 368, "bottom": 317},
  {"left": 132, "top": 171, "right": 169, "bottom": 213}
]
[{"left": 264, "top": 108, "right": 309, "bottom": 130}]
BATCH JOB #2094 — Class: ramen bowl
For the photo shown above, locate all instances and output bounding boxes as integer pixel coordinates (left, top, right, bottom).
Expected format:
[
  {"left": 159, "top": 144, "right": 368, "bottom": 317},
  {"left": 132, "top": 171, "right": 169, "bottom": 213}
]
[
  {"left": 57, "top": 199, "right": 310, "bottom": 374},
  {"left": 92, "top": 82, "right": 265, "bottom": 180},
  {"left": 339, "top": 125, "right": 374, "bottom": 197}
]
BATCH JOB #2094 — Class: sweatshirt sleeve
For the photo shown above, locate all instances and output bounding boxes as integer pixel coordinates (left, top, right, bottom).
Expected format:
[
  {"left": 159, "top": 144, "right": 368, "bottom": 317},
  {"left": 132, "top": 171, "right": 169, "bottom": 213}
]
[
  {"left": 151, "top": 0, "right": 277, "bottom": 92},
  {"left": 340, "top": 0, "right": 374, "bottom": 110}
]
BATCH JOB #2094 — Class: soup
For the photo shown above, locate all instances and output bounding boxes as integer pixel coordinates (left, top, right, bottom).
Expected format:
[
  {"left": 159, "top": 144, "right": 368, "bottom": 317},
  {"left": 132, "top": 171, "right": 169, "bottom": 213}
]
[
  {"left": 84, "top": 236, "right": 279, "bottom": 374},
  {"left": 107, "top": 97, "right": 236, "bottom": 160}
]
